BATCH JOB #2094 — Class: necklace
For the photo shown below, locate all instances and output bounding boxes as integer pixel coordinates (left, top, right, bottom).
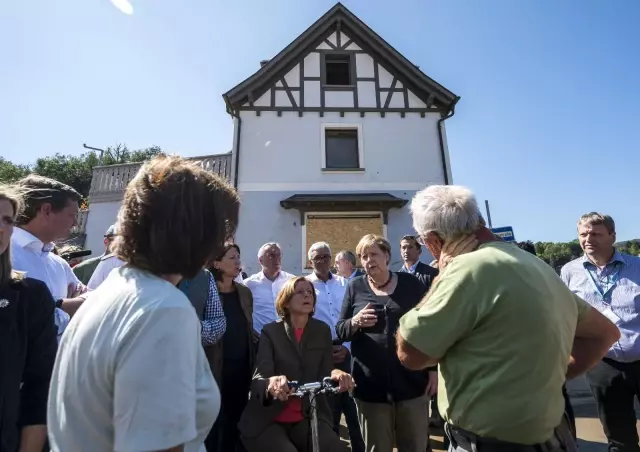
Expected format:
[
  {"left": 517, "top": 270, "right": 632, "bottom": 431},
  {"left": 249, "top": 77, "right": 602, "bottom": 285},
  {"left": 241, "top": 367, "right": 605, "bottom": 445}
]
[{"left": 369, "top": 271, "right": 393, "bottom": 290}]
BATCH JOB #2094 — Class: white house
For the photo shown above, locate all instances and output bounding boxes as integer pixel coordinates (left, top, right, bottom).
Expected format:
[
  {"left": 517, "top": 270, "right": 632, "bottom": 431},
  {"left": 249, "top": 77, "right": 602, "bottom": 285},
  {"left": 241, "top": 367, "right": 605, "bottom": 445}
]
[{"left": 82, "top": 2, "right": 459, "bottom": 275}]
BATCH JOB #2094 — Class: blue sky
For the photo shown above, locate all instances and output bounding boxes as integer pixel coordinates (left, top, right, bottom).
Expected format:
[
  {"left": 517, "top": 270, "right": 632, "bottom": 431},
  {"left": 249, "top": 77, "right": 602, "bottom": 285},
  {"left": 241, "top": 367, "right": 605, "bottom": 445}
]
[{"left": 2, "top": 0, "right": 639, "bottom": 242}]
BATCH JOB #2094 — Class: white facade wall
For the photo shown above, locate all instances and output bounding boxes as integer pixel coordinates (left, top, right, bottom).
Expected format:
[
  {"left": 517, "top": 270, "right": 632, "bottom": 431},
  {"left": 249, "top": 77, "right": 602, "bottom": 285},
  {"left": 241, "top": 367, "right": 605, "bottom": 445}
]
[
  {"left": 236, "top": 110, "right": 446, "bottom": 191},
  {"left": 83, "top": 201, "right": 121, "bottom": 257}
]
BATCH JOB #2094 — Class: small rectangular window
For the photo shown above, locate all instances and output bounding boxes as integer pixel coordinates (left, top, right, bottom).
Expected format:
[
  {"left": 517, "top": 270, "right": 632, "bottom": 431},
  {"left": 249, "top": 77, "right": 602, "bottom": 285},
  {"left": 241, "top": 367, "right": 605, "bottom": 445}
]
[
  {"left": 325, "top": 54, "right": 351, "bottom": 86},
  {"left": 325, "top": 129, "right": 359, "bottom": 169}
]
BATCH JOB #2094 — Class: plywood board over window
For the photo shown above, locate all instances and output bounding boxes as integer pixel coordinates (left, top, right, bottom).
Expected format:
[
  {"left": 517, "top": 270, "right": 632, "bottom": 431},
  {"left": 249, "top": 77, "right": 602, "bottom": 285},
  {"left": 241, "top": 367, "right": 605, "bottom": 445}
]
[{"left": 305, "top": 213, "right": 383, "bottom": 268}]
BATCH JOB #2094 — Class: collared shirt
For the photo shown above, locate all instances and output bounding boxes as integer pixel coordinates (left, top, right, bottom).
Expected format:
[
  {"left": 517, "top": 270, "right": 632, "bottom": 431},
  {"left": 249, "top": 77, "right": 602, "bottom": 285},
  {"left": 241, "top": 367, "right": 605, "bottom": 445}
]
[
  {"left": 244, "top": 270, "right": 295, "bottom": 333},
  {"left": 306, "top": 272, "right": 350, "bottom": 350},
  {"left": 398, "top": 261, "right": 421, "bottom": 274},
  {"left": 87, "top": 254, "right": 125, "bottom": 290},
  {"left": 561, "top": 251, "right": 640, "bottom": 362},
  {"left": 348, "top": 270, "right": 361, "bottom": 280},
  {"left": 200, "top": 272, "right": 226, "bottom": 346},
  {"left": 10, "top": 227, "right": 81, "bottom": 339}
]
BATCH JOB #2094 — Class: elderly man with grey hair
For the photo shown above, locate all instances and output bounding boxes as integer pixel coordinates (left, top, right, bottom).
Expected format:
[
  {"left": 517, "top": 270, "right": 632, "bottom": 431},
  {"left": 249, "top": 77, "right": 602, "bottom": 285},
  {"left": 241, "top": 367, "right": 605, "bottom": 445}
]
[
  {"left": 244, "top": 242, "right": 295, "bottom": 336},
  {"left": 395, "top": 185, "right": 620, "bottom": 452}
]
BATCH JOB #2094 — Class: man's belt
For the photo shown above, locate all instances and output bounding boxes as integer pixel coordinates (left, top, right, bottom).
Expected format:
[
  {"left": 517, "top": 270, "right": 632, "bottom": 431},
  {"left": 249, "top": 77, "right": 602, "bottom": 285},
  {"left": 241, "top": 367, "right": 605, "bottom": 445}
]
[{"left": 446, "top": 424, "right": 568, "bottom": 452}]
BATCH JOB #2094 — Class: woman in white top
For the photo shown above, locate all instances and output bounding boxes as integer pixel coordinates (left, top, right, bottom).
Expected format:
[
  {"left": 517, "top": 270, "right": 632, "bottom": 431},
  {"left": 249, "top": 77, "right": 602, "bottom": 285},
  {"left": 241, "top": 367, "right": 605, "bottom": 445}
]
[{"left": 48, "top": 156, "right": 241, "bottom": 452}]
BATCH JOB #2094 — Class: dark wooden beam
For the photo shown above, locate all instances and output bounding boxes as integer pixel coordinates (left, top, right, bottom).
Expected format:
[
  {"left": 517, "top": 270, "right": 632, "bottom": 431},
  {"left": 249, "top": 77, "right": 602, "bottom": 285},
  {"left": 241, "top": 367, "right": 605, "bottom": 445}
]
[
  {"left": 280, "top": 77, "right": 298, "bottom": 108},
  {"left": 384, "top": 78, "right": 397, "bottom": 108}
]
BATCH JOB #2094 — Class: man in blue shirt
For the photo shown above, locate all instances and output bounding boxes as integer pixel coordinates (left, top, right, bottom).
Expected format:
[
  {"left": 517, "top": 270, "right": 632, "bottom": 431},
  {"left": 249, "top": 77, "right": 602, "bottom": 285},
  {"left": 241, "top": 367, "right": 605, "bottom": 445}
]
[{"left": 561, "top": 212, "right": 640, "bottom": 452}]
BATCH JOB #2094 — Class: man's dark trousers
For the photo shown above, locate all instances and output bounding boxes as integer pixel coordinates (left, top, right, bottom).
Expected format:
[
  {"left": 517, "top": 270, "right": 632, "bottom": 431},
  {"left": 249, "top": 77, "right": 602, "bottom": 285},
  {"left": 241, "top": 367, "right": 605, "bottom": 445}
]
[{"left": 586, "top": 358, "right": 640, "bottom": 452}]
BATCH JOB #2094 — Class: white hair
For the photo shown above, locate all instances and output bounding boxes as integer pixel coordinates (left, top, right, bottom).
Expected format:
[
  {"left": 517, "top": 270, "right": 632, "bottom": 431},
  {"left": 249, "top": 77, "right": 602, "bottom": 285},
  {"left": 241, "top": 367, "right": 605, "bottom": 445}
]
[
  {"left": 410, "top": 185, "right": 482, "bottom": 242},
  {"left": 308, "top": 242, "right": 331, "bottom": 260},
  {"left": 258, "top": 242, "right": 281, "bottom": 259}
]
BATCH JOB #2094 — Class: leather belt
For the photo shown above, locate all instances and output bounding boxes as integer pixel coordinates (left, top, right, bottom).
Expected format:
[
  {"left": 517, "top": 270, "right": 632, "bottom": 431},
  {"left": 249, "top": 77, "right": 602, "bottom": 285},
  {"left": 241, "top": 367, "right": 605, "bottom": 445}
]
[{"left": 446, "top": 425, "right": 564, "bottom": 452}]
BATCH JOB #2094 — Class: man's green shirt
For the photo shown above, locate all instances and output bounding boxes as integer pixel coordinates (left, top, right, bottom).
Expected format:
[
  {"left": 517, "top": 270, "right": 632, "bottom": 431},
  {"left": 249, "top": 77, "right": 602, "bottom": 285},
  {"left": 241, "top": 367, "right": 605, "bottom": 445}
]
[{"left": 399, "top": 242, "right": 590, "bottom": 444}]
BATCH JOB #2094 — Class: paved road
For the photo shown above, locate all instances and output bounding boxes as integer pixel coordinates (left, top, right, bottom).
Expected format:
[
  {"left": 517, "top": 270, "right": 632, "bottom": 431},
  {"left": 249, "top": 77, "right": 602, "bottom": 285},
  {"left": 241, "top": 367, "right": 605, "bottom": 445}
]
[{"left": 336, "top": 377, "right": 640, "bottom": 451}]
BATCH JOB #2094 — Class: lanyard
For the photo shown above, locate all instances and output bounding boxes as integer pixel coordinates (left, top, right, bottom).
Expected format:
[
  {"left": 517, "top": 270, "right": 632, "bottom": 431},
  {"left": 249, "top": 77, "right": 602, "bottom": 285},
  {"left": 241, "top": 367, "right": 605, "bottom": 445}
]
[{"left": 584, "top": 263, "right": 621, "bottom": 301}]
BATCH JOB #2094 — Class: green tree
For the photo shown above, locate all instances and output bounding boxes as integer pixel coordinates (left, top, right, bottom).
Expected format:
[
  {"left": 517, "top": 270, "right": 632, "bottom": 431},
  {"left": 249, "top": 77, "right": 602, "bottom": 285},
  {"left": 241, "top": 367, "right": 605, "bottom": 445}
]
[
  {"left": 2, "top": 145, "right": 164, "bottom": 198},
  {"left": 0, "top": 157, "right": 31, "bottom": 183}
]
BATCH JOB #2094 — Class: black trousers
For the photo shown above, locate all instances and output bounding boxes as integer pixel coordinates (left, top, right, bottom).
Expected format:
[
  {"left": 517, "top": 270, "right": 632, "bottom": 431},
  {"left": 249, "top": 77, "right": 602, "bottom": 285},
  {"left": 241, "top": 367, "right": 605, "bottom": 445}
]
[
  {"left": 561, "top": 383, "right": 576, "bottom": 440},
  {"left": 206, "top": 359, "right": 252, "bottom": 452},
  {"left": 585, "top": 358, "right": 640, "bottom": 452}
]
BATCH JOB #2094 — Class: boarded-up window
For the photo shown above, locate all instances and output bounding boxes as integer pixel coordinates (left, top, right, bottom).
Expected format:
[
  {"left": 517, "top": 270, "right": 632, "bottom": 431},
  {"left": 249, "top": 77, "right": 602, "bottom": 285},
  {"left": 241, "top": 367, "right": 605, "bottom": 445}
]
[{"left": 305, "top": 214, "right": 384, "bottom": 268}]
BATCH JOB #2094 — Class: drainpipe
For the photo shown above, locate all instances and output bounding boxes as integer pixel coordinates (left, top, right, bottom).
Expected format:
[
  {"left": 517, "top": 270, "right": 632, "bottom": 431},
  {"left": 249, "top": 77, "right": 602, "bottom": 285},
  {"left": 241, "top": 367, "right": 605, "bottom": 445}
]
[
  {"left": 437, "top": 96, "right": 461, "bottom": 185},
  {"left": 224, "top": 96, "right": 242, "bottom": 189}
]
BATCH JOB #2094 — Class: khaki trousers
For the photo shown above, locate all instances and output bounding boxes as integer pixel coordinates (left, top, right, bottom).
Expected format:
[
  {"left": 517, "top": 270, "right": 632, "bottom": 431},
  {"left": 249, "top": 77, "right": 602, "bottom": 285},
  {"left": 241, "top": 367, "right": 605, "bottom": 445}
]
[{"left": 355, "top": 395, "right": 428, "bottom": 452}]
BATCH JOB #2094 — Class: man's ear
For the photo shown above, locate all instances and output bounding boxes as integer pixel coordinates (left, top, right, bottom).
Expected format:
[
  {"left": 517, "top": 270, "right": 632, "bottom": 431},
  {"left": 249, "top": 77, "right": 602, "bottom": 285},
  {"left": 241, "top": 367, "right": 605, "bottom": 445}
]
[{"left": 40, "top": 203, "right": 52, "bottom": 217}]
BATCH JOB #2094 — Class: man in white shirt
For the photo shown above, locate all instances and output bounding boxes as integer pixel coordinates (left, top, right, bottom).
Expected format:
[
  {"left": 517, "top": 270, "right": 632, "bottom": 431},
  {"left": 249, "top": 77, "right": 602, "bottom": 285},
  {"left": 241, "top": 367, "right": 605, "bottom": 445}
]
[
  {"left": 11, "top": 175, "right": 87, "bottom": 339},
  {"left": 243, "top": 242, "right": 294, "bottom": 336},
  {"left": 306, "top": 242, "right": 364, "bottom": 452}
]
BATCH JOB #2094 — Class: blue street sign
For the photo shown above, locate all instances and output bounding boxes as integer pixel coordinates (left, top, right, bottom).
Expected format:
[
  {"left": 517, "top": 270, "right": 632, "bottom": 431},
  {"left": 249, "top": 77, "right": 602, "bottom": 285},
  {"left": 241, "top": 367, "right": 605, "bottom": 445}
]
[{"left": 491, "top": 226, "right": 516, "bottom": 243}]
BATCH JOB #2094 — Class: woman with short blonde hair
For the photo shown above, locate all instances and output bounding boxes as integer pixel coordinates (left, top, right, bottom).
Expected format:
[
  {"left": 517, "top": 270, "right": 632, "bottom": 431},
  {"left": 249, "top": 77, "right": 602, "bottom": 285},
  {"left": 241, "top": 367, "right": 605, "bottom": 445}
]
[
  {"left": 336, "top": 233, "right": 433, "bottom": 452},
  {"left": 239, "top": 276, "right": 353, "bottom": 452}
]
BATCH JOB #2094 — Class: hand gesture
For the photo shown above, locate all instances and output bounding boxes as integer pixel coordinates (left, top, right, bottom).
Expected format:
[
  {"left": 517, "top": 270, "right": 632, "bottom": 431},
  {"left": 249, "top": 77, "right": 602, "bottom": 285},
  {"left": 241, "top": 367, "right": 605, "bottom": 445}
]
[
  {"left": 267, "top": 375, "right": 291, "bottom": 401},
  {"left": 438, "top": 235, "right": 478, "bottom": 270},
  {"left": 330, "top": 369, "right": 355, "bottom": 393},
  {"left": 351, "top": 303, "right": 377, "bottom": 329}
]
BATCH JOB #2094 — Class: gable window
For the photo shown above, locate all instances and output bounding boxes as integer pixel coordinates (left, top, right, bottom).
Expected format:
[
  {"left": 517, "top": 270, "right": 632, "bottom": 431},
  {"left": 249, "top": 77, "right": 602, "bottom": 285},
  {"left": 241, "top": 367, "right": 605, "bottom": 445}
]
[
  {"left": 324, "top": 128, "right": 360, "bottom": 169},
  {"left": 325, "top": 54, "right": 351, "bottom": 86}
]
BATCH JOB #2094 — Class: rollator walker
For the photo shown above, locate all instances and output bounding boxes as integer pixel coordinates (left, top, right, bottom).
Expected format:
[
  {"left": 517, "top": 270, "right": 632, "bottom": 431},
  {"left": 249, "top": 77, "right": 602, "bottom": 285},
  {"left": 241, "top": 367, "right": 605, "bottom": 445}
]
[{"left": 288, "top": 377, "right": 341, "bottom": 452}]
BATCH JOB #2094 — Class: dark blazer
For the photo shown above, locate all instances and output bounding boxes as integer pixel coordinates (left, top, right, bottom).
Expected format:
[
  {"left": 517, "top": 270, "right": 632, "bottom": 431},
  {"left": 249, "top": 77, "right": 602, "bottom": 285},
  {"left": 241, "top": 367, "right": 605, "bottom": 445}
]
[
  {"left": 0, "top": 277, "right": 57, "bottom": 452},
  {"left": 399, "top": 261, "right": 439, "bottom": 290},
  {"left": 210, "top": 282, "right": 255, "bottom": 384},
  {"left": 238, "top": 317, "right": 334, "bottom": 438},
  {"left": 351, "top": 269, "right": 365, "bottom": 278}
]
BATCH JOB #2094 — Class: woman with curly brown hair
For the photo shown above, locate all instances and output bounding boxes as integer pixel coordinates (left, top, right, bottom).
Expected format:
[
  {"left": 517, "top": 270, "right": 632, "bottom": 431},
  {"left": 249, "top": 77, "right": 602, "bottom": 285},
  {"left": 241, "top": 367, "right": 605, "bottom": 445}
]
[
  {"left": 48, "top": 156, "right": 240, "bottom": 452},
  {"left": 239, "top": 276, "right": 354, "bottom": 452}
]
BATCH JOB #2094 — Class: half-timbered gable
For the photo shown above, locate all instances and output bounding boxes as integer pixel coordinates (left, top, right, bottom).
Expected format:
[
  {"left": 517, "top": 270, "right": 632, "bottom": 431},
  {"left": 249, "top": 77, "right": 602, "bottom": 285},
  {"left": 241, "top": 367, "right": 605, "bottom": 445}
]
[{"left": 224, "top": 3, "right": 458, "bottom": 117}]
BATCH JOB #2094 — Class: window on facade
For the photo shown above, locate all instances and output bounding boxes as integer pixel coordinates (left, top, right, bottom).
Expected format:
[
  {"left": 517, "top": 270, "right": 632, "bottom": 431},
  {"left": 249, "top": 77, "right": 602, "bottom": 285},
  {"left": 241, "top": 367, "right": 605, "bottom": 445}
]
[
  {"left": 325, "top": 129, "right": 359, "bottom": 169},
  {"left": 325, "top": 54, "right": 351, "bottom": 86}
]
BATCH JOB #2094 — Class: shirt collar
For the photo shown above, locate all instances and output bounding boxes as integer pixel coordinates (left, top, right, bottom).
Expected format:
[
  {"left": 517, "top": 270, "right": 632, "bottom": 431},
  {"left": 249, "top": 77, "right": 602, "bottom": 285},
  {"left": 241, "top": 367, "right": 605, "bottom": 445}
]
[
  {"left": 307, "top": 271, "right": 332, "bottom": 282},
  {"left": 403, "top": 261, "right": 420, "bottom": 273},
  {"left": 581, "top": 250, "right": 626, "bottom": 268},
  {"left": 13, "top": 227, "right": 54, "bottom": 253},
  {"left": 348, "top": 270, "right": 359, "bottom": 279},
  {"left": 259, "top": 270, "right": 287, "bottom": 282}
]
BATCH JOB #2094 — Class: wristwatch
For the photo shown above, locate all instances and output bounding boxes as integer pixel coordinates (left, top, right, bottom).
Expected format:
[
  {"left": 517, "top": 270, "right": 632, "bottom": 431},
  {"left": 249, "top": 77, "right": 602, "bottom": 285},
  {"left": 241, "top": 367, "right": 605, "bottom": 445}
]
[{"left": 55, "top": 299, "right": 64, "bottom": 309}]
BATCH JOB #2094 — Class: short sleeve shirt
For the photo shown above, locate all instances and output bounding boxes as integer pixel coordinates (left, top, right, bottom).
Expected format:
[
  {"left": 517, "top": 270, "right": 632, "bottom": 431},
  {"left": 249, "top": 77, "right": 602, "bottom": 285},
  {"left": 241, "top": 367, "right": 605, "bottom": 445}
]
[
  {"left": 48, "top": 266, "right": 220, "bottom": 452},
  {"left": 87, "top": 254, "right": 126, "bottom": 290},
  {"left": 399, "top": 242, "right": 590, "bottom": 445}
]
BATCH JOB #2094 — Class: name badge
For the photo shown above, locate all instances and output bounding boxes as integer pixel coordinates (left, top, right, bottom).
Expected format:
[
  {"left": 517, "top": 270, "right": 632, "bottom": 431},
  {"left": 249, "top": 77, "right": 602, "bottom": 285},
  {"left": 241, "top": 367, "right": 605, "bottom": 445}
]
[{"left": 601, "top": 307, "right": 621, "bottom": 325}]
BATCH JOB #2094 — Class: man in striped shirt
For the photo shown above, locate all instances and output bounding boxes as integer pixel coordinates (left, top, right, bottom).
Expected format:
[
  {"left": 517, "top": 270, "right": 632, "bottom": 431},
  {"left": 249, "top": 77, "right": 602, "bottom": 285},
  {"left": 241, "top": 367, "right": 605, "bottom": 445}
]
[{"left": 561, "top": 212, "right": 640, "bottom": 452}]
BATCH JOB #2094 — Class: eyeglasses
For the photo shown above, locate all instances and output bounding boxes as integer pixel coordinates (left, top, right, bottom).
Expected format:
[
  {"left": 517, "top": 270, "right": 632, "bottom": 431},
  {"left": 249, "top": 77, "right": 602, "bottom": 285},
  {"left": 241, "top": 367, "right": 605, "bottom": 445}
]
[{"left": 311, "top": 254, "right": 330, "bottom": 262}]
